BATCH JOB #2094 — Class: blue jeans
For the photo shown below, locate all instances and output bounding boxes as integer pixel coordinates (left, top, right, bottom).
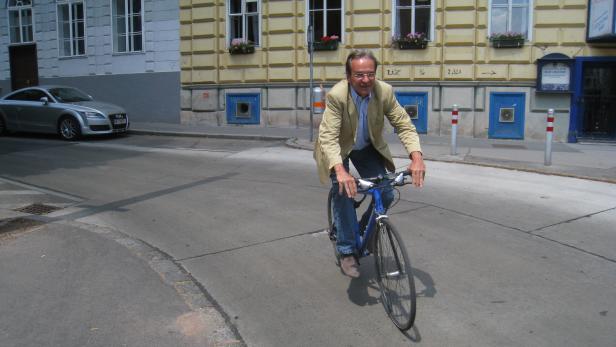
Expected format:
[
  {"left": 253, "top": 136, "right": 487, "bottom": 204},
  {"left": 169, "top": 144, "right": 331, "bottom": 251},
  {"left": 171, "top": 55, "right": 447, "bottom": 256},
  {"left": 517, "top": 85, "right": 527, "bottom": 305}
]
[{"left": 330, "top": 145, "right": 394, "bottom": 256}]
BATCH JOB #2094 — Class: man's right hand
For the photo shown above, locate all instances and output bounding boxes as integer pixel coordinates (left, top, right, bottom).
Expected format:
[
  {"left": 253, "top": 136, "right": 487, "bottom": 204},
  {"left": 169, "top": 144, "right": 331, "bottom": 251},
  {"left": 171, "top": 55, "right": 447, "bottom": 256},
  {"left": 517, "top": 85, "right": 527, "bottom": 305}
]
[{"left": 334, "top": 164, "right": 356, "bottom": 198}]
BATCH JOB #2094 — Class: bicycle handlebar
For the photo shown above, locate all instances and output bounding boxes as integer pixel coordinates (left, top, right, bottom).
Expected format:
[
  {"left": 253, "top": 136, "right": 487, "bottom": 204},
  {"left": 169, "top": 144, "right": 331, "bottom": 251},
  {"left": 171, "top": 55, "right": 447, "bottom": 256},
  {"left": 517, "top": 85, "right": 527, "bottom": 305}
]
[{"left": 356, "top": 170, "right": 411, "bottom": 190}]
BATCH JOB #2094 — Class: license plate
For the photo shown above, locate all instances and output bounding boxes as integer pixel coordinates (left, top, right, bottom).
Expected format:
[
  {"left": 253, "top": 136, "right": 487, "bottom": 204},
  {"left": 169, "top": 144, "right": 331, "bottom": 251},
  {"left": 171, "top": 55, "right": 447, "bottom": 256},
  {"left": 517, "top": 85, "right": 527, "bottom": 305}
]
[{"left": 113, "top": 119, "right": 127, "bottom": 125}]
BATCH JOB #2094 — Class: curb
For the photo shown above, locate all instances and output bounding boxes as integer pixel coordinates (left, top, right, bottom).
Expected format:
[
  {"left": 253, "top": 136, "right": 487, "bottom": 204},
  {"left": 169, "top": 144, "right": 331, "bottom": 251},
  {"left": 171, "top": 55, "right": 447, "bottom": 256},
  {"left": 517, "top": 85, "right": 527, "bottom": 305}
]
[
  {"left": 129, "top": 129, "right": 289, "bottom": 142},
  {"left": 69, "top": 220, "right": 246, "bottom": 347},
  {"left": 1, "top": 218, "right": 246, "bottom": 347},
  {"left": 130, "top": 130, "right": 615, "bottom": 185},
  {"left": 285, "top": 138, "right": 616, "bottom": 185}
]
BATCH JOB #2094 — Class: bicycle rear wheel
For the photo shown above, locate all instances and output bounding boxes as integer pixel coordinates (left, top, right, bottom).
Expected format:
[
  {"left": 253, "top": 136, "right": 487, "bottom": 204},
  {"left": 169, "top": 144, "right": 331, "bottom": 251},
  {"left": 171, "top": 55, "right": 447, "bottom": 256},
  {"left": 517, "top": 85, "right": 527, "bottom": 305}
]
[
  {"left": 373, "top": 218, "right": 416, "bottom": 331},
  {"left": 327, "top": 189, "right": 341, "bottom": 265}
]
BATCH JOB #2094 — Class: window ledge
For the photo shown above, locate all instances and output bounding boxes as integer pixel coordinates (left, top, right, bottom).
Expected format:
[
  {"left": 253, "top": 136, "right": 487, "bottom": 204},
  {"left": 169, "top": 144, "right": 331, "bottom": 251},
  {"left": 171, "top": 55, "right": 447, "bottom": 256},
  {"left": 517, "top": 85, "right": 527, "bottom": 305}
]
[
  {"left": 58, "top": 55, "right": 88, "bottom": 60},
  {"left": 112, "top": 51, "right": 146, "bottom": 56}
]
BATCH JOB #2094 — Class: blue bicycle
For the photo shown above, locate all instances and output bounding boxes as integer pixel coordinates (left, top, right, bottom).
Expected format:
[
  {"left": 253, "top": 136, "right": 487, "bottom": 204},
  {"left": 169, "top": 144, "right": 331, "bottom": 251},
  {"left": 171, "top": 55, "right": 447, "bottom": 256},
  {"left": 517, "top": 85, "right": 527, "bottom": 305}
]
[{"left": 327, "top": 170, "right": 417, "bottom": 331}]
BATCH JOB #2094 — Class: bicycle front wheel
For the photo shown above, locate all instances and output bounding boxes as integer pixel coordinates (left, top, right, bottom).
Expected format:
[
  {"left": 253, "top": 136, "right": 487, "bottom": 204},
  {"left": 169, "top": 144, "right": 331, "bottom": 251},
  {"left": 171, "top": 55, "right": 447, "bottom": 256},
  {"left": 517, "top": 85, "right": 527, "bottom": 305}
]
[{"left": 373, "top": 218, "right": 416, "bottom": 331}]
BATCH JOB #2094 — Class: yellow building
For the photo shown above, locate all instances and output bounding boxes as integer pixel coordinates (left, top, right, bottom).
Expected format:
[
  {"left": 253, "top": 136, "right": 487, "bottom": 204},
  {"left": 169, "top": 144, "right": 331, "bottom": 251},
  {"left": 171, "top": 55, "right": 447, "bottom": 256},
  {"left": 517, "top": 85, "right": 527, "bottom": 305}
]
[{"left": 180, "top": 0, "right": 616, "bottom": 142}]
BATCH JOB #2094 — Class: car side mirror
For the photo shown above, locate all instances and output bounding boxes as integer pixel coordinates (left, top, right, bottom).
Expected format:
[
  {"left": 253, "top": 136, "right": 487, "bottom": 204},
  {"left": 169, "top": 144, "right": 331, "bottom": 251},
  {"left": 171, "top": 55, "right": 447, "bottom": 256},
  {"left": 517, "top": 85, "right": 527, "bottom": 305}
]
[{"left": 40, "top": 96, "right": 49, "bottom": 105}]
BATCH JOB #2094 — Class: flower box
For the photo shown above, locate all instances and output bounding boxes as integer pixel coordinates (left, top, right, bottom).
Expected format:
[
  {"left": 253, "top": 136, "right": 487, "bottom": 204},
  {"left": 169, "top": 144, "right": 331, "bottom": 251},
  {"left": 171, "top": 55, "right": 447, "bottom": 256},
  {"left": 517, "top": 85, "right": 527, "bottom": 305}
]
[
  {"left": 228, "top": 38, "right": 255, "bottom": 55},
  {"left": 491, "top": 38, "right": 525, "bottom": 48},
  {"left": 310, "top": 35, "right": 339, "bottom": 52},
  {"left": 489, "top": 32, "right": 525, "bottom": 48},
  {"left": 312, "top": 40, "right": 339, "bottom": 51},
  {"left": 229, "top": 45, "right": 255, "bottom": 55},
  {"left": 392, "top": 32, "right": 429, "bottom": 50},
  {"left": 396, "top": 41, "right": 427, "bottom": 50}
]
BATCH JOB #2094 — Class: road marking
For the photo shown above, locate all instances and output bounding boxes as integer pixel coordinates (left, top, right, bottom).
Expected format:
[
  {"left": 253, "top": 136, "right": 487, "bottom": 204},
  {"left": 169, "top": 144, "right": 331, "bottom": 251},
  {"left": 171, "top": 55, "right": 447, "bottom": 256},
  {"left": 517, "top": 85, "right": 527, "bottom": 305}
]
[
  {"left": 76, "top": 142, "right": 236, "bottom": 157},
  {"left": 0, "top": 177, "right": 82, "bottom": 201},
  {"left": 0, "top": 190, "right": 44, "bottom": 195}
]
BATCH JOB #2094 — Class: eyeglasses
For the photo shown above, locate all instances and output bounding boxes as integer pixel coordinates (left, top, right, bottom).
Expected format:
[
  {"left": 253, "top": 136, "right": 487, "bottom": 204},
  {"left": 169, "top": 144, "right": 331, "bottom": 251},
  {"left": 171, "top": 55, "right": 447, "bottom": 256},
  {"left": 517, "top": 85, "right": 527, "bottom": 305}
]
[{"left": 351, "top": 72, "right": 376, "bottom": 79}]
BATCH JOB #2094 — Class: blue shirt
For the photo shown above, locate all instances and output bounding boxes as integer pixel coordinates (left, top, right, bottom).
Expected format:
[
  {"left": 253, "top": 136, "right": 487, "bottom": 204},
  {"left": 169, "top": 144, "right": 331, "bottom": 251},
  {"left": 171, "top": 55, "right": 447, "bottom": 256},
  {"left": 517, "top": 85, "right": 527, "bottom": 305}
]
[{"left": 350, "top": 87, "right": 372, "bottom": 150}]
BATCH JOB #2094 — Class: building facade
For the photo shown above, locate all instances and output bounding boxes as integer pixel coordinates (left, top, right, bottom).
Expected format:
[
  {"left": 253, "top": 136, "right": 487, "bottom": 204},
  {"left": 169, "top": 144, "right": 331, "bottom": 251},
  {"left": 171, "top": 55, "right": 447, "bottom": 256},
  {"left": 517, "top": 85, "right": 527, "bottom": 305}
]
[
  {"left": 180, "top": 0, "right": 616, "bottom": 142},
  {"left": 1, "top": 0, "right": 181, "bottom": 123}
]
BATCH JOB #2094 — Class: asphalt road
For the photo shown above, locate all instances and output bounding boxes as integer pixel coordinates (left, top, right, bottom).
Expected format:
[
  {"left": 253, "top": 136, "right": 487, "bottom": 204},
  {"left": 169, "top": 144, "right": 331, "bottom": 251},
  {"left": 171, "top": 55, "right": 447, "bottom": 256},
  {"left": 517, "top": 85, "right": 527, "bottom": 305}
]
[{"left": 1, "top": 133, "right": 615, "bottom": 346}]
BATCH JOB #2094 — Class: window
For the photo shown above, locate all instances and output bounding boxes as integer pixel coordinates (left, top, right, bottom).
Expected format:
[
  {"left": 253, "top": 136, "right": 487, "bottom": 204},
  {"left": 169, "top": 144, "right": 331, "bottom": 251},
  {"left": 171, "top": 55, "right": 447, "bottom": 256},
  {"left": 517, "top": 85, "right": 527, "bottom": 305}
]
[
  {"left": 112, "top": 0, "right": 144, "bottom": 53},
  {"left": 307, "top": 0, "right": 342, "bottom": 42},
  {"left": 7, "top": 89, "right": 49, "bottom": 102},
  {"left": 49, "top": 87, "right": 92, "bottom": 102},
  {"left": 393, "top": 0, "right": 433, "bottom": 40},
  {"left": 57, "top": 0, "right": 86, "bottom": 56},
  {"left": 489, "top": 0, "right": 532, "bottom": 39},
  {"left": 228, "top": 0, "right": 260, "bottom": 46},
  {"left": 7, "top": 0, "right": 34, "bottom": 44}
]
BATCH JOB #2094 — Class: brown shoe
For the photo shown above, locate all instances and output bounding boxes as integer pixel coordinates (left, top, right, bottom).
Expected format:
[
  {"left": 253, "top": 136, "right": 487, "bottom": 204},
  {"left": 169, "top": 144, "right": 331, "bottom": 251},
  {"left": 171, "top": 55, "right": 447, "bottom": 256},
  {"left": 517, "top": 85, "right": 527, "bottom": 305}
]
[{"left": 340, "top": 255, "right": 360, "bottom": 278}]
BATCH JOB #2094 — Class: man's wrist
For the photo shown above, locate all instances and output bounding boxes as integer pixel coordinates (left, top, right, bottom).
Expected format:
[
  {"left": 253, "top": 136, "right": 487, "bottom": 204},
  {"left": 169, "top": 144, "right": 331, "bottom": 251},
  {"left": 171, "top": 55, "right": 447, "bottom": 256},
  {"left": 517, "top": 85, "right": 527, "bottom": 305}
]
[
  {"left": 410, "top": 151, "right": 423, "bottom": 160},
  {"left": 333, "top": 163, "right": 346, "bottom": 174}
]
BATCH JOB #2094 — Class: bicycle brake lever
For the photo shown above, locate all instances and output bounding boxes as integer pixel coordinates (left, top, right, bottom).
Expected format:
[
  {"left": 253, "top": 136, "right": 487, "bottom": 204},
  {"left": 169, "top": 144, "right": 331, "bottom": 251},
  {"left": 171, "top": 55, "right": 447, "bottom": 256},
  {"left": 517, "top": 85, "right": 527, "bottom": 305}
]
[
  {"left": 357, "top": 179, "right": 374, "bottom": 189},
  {"left": 394, "top": 172, "right": 406, "bottom": 185}
]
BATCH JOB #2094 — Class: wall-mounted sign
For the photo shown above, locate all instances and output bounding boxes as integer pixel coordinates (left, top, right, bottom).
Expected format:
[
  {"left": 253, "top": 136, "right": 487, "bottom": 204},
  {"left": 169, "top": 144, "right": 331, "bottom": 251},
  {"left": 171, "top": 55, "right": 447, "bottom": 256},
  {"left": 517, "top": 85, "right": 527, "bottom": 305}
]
[
  {"left": 536, "top": 53, "right": 573, "bottom": 93},
  {"left": 587, "top": 0, "right": 616, "bottom": 43},
  {"left": 540, "top": 62, "right": 570, "bottom": 91}
]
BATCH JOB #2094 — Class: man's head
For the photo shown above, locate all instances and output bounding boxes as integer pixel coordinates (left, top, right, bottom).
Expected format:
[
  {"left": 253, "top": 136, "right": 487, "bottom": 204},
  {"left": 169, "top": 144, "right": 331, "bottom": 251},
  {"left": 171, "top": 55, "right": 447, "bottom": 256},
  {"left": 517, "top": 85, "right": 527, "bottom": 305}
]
[{"left": 345, "top": 50, "right": 379, "bottom": 98}]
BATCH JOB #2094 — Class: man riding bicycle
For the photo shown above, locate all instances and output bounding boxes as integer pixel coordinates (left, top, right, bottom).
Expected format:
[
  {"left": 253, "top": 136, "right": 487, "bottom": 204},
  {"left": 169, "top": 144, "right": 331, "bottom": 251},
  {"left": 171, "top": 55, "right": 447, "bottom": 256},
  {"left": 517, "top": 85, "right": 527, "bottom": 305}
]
[{"left": 314, "top": 50, "right": 426, "bottom": 278}]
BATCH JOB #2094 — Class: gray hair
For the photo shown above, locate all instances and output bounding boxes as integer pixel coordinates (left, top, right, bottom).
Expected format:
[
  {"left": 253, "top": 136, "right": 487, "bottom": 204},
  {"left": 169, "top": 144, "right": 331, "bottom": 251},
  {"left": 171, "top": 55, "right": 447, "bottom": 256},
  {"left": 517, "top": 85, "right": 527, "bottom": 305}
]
[{"left": 345, "top": 50, "right": 379, "bottom": 76}]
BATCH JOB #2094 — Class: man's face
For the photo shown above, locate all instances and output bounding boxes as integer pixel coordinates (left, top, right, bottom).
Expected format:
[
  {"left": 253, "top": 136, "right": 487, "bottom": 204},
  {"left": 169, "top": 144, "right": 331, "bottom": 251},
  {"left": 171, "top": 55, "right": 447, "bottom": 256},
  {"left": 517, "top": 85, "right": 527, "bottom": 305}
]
[{"left": 347, "top": 57, "right": 376, "bottom": 98}]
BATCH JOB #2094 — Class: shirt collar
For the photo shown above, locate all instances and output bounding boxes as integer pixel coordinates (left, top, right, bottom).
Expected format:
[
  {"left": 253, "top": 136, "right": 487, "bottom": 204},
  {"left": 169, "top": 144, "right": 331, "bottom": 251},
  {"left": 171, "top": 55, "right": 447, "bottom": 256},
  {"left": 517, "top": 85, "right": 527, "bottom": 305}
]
[{"left": 350, "top": 86, "right": 371, "bottom": 105}]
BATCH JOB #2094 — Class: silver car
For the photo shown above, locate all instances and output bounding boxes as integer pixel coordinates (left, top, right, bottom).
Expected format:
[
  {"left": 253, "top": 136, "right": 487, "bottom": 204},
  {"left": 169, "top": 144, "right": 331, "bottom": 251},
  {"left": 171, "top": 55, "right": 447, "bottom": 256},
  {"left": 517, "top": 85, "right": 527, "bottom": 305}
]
[{"left": 0, "top": 85, "right": 129, "bottom": 140}]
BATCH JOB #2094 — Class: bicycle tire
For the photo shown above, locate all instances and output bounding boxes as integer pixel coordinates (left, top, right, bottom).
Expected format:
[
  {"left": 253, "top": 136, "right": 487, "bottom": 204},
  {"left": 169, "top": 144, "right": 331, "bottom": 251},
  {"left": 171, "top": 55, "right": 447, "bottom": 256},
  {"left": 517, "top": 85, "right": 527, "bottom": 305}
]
[
  {"left": 327, "top": 189, "right": 341, "bottom": 265},
  {"left": 373, "top": 218, "right": 417, "bottom": 331}
]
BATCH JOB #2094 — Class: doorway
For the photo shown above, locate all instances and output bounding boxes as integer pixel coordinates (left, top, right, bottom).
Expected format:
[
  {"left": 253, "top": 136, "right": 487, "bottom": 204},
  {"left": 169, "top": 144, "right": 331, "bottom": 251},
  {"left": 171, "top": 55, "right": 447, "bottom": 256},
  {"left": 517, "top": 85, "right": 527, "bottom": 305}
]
[
  {"left": 579, "top": 63, "right": 616, "bottom": 140},
  {"left": 9, "top": 44, "right": 39, "bottom": 91}
]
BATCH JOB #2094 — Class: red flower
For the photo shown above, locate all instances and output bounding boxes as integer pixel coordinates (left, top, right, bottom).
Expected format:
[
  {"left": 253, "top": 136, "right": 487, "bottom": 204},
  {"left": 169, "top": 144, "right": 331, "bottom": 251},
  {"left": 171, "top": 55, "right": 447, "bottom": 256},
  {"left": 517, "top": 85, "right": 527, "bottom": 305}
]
[{"left": 319, "top": 35, "right": 339, "bottom": 43}]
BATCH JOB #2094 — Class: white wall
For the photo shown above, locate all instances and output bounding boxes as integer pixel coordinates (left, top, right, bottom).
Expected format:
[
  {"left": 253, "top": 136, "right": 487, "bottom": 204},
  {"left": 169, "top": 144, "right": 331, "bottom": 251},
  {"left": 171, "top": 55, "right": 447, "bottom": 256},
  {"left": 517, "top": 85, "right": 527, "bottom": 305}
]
[{"left": 0, "top": 0, "right": 180, "bottom": 80}]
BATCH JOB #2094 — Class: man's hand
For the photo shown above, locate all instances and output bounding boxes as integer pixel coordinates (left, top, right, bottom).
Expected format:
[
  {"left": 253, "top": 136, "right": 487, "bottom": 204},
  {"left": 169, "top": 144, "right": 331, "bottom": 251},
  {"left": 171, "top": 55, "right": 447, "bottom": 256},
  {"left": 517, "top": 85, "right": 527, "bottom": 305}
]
[
  {"left": 334, "top": 164, "right": 357, "bottom": 198},
  {"left": 408, "top": 151, "right": 426, "bottom": 187}
]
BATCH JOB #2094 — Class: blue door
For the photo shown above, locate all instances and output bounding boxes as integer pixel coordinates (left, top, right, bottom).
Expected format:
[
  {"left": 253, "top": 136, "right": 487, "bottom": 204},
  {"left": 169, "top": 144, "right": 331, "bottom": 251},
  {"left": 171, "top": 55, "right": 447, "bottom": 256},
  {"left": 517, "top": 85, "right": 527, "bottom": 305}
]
[
  {"left": 226, "top": 93, "right": 260, "bottom": 124},
  {"left": 394, "top": 92, "right": 428, "bottom": 133},
  {"left": 489, "top": 93, "right": 525, "bottom": 139}
]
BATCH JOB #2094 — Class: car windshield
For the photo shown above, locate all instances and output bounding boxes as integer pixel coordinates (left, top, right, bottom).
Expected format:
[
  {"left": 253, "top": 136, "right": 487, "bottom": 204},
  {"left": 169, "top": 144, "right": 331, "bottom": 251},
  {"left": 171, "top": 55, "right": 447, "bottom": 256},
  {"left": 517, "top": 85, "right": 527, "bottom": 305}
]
[{"left": 48, "top": 88, "right": 93, "bottom": 102}]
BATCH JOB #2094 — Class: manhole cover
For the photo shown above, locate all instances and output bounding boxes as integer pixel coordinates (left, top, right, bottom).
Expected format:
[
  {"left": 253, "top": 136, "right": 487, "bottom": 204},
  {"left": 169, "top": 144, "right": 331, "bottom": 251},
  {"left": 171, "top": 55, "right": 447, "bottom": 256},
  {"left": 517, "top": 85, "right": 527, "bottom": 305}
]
[{"left": 13, "top": 203, "right": 62, "bottom": 215}]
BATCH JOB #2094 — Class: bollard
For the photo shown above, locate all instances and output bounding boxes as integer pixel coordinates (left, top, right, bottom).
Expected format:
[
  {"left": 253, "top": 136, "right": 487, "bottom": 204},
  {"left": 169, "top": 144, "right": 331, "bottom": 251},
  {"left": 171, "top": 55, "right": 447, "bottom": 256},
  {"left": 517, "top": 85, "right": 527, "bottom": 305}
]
[
  {"left": 545, "top": 108, "right": 554, "bottom": 166},
  {"left": 312, "top": 84, "right": 325, "bottom": 114},
  {"left": 451, "top": 104, "right": 459, "bottom": 155}
]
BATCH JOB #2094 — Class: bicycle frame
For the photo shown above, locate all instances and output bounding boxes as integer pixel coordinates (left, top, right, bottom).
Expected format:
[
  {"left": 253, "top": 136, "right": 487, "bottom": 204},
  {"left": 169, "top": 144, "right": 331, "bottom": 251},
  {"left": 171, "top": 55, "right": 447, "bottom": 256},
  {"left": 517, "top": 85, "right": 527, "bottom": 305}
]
[{"left": 355, "top": 181, "right": 389, "bottom": 258}]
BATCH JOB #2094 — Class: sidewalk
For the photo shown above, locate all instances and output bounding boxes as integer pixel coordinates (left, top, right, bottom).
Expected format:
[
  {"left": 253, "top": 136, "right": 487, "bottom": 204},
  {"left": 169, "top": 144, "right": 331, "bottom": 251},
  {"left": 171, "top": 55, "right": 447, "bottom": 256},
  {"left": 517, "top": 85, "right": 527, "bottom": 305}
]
[
  {"left": 130, "top": 121, "right": 616, "bottom": 184},
  {"left": 0, "top": 219, "right": 243, "bottom": 347},
  {"left": 0, "top": 176, "right": 243, "bottom": 347}
]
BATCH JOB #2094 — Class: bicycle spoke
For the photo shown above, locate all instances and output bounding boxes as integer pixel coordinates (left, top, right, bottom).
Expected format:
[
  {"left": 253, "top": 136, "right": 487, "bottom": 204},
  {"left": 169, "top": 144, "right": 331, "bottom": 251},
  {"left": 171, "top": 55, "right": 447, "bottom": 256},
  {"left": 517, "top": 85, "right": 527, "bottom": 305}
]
[{"left": 373, "top": 219, "right": 416, "bottom": 331}]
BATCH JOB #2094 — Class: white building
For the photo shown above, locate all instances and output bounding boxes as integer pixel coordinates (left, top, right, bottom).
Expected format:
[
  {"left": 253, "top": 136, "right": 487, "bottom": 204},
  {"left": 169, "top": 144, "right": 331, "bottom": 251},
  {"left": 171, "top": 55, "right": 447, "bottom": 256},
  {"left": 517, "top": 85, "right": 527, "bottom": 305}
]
[{"left": 1, "top": 0, "right": 181, "bottom": 123}]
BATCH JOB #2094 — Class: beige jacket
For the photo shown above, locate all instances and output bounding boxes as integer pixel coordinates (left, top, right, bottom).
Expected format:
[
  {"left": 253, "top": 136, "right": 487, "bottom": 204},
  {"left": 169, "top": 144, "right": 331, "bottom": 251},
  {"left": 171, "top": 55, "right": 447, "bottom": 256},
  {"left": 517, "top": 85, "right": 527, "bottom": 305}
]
[{"left": 313, "top": 79, "right": 422, "bottom": 184}]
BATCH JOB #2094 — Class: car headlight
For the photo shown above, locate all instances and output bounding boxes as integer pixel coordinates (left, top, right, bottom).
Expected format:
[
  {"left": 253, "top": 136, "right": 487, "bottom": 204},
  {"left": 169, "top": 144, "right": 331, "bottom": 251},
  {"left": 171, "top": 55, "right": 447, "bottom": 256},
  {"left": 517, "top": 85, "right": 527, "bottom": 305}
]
[{"left": 79, "top": 111, "right": 105, "bottom": 119}]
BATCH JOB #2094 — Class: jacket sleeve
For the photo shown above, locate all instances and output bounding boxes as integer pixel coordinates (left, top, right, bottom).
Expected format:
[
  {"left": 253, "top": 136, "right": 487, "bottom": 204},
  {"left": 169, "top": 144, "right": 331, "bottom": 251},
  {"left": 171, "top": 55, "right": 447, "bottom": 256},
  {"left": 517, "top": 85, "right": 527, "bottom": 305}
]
[
  {"left": 318, "top": 92, "right": 345, "bottom": 171},
  {"left": 383, "top": 87, "right": 422, "bottom": 155}
]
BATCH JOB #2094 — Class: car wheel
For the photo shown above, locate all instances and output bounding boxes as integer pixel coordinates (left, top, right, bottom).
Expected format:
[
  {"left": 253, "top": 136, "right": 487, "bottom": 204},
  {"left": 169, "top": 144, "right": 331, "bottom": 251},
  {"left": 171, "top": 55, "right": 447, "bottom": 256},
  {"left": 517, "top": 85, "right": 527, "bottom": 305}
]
[{"left": 58, "top": 116, "right": 81, "bottom": 141}]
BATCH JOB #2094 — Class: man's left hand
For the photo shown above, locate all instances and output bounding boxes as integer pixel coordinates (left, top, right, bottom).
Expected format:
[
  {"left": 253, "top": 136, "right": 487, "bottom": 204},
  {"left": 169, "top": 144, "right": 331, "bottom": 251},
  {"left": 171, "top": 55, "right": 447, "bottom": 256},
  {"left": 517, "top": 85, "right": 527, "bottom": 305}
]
[{"left": 408, "top": 152, "right": 426, "bottom": 187}]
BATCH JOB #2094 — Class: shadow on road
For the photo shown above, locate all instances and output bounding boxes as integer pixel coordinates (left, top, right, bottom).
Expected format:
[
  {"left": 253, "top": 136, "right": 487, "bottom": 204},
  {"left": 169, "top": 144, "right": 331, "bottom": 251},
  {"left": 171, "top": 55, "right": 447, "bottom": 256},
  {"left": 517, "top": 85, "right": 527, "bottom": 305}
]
[{"left": 345, "top": 262, "right": 434, "bottom": 343}]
